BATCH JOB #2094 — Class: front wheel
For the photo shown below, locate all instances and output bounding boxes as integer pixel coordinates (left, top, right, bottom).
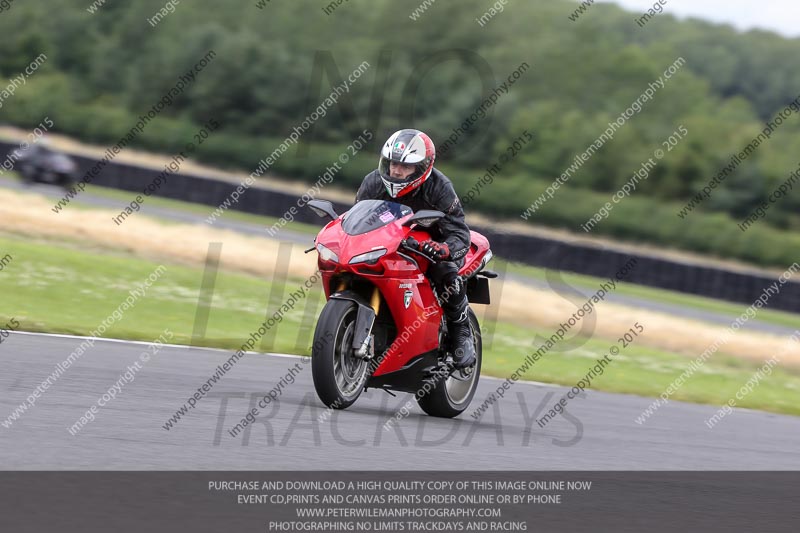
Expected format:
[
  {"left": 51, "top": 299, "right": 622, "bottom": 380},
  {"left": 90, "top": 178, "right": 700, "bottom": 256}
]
[
  {"left": 18, "top": 165, "right": 36, "bottom": 184},
  {"left": 58, "top": 173, "right": 77, "bottom": 189},
  {"left": 417, "top": 308, "right": 482, "bottom": 418},
  {"left": 311, "top": 299, "right": 370, "bottom": 410}
]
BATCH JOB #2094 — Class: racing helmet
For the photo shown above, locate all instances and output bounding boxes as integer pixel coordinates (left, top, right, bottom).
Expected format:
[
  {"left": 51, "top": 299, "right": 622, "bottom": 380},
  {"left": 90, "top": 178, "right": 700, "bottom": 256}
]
[{"left": 378, "top": 129, "right": 435, "bottom": 198}]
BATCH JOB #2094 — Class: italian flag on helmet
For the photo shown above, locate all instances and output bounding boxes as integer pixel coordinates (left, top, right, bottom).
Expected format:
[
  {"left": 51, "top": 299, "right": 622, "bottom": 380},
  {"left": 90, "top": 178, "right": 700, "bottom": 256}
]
[{"left": 378, "top": 129, "right": 436, "bottom": 198}]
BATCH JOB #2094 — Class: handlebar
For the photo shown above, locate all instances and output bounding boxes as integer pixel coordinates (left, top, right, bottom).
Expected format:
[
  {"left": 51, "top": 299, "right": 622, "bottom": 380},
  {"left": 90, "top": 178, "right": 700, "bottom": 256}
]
[{"left": 401, "top": 236, "right": 440, "bottom": 263}]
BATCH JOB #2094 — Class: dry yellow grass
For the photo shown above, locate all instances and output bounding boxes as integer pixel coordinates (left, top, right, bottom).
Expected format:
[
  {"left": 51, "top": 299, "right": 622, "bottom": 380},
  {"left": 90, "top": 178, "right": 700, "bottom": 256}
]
[
  {"left": 0, "top": 188, "right": 317, "bottom": 280},
  {"left": 2, "top": 187, "right": 797, "bottom": 366}
]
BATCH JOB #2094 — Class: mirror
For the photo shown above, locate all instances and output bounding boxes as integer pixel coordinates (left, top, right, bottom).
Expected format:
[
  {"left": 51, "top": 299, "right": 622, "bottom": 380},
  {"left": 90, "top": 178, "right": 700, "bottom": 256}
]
[
  {"left": 308, "top": 199, "right": 338, "bottom": 220},
  {"left": 402, "top": 209, "right": 445, "bottom": 228}
]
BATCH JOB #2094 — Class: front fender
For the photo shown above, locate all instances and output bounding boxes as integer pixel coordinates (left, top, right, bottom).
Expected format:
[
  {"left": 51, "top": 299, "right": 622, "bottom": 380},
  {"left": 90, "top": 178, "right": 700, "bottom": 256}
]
[{"left": 330, "top": 290, "right": 375, "bottom": 355}]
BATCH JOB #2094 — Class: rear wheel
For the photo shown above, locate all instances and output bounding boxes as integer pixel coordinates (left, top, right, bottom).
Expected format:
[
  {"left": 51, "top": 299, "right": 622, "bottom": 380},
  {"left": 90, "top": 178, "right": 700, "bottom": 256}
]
[
  {"left": 311, "top": 299, "right": 370, "bottom": 410},
  {"left": 416, "top": 308, "right": 482, "bottom": 418}
]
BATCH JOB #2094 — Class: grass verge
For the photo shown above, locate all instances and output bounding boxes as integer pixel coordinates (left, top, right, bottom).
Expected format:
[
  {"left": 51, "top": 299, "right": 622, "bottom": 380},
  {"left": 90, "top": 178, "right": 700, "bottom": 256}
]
[{"left": 1, "top": 232, "right": 798, "bottom": 417}]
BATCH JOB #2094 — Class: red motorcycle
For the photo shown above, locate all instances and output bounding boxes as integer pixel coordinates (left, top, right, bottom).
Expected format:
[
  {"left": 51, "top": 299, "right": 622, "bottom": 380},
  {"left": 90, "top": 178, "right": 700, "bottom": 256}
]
[{"left": 306, "top": 199, "right": 495, "bottom": 418}]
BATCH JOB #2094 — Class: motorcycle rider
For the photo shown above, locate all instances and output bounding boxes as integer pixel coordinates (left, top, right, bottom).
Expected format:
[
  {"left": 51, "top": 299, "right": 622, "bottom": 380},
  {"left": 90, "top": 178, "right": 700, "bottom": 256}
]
[{"left": 355, "top": 129, "right": 476, "bottom": 369}]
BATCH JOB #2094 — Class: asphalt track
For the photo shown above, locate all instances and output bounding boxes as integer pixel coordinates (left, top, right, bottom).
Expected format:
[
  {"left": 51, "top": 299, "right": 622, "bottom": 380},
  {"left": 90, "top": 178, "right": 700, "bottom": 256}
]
[{"left": 2, "top": 331, "right": 800, "bottom": 470}]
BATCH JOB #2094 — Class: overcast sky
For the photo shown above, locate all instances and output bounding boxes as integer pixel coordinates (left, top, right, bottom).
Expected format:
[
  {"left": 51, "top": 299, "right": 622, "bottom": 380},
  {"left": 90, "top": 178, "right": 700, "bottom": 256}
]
[{"left": 598, "top": 0, "right": 800, "bottom": 38}]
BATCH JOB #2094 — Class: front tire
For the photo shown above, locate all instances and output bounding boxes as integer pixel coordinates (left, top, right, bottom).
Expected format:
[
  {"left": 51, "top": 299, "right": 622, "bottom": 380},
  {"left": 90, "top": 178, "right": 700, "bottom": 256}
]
[
  {"left": 18, "top": 165, "right": 36, "bottom": 185},
  {"left": 311, "top": 299, "right": 370, "bottom": 410},
  {"left": 416, "top": 308, "right": 482, "bottom": 418},
  {"left": 58, "top": 173, "right": 77, "bottom": 189}
]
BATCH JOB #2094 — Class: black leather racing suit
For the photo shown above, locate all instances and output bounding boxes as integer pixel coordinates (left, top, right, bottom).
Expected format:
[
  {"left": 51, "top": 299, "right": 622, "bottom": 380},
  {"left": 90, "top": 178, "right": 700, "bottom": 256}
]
[{"left": 355, "top": 167, "right": 471, "bottom": 324}]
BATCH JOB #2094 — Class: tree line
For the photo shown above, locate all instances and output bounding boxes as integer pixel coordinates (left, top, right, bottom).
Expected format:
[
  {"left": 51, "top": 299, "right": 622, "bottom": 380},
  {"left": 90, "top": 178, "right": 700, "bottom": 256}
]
[{"left": 1, "top": 0, "right": 799, "bottom": 266}]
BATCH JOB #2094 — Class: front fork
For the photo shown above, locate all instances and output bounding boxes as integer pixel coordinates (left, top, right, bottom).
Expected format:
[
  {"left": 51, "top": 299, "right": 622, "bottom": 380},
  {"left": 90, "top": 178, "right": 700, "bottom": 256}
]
[
  {"left": 354, "top": 286, "right": 380, "bottom": 358},
  {"left": 332, "top": 280, "right": 380, "bottom": 359}
]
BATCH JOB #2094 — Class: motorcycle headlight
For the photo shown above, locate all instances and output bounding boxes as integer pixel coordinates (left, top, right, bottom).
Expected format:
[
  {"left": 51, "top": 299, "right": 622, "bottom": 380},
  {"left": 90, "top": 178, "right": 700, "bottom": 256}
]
[
  {"left": 316, "top": 243, "right": 339, "bottom": 263},
  {"left": 349, "top": 248, "right": 387, "bottom": 265}
]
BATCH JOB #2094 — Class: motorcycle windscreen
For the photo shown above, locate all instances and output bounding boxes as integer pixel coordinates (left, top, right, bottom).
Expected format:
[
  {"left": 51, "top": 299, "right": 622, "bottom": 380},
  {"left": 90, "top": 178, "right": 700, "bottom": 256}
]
[{"left": 341, "top": 200, "right": 412, "bottom": 236}]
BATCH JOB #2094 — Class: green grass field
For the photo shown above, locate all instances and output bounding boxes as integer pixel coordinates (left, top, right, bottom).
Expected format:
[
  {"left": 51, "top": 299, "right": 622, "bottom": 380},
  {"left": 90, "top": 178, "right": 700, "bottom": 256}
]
[{"left": 1, "top": 232, "right": 798, "bottom": 417}]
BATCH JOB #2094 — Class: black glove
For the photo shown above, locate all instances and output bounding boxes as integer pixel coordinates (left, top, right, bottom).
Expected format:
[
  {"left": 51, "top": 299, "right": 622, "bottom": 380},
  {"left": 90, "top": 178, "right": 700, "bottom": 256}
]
[{"left": 419, "top": 240, "right": 450, "bottom": 261}]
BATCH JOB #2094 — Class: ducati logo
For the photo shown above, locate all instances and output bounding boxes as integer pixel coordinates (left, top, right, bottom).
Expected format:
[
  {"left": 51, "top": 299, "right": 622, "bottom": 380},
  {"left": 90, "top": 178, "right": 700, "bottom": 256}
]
[{"left": 403, "top": 290, "right": 413, "bottom": 309}]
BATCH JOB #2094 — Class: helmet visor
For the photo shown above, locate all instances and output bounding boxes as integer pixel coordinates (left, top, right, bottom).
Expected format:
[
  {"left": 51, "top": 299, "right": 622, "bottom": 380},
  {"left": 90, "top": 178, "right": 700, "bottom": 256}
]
[{"left": 379, "top": 156, "right": 422, "bottom": 184}]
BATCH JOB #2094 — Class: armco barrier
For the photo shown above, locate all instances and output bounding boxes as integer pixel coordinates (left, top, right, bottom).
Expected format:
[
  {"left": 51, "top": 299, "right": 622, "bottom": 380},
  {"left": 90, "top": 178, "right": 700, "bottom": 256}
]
[{"left": 2, "top": 140, "right": 798, "bottom": 312}]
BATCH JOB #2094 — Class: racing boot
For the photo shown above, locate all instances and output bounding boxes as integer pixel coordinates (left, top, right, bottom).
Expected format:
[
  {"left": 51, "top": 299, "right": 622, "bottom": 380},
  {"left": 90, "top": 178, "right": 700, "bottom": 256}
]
[
  {"left": 448, "top": 313, "right": 476, "bottom": 369},
  {"left": 433, "top": 263, "right": 476, "bottom": 369}
]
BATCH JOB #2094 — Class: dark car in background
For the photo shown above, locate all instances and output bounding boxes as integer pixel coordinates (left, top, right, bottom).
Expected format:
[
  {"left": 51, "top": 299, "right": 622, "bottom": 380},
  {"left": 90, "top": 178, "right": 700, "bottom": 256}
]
[{"left": 12, "top": 143, "right": 77, "bottom": 188}]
